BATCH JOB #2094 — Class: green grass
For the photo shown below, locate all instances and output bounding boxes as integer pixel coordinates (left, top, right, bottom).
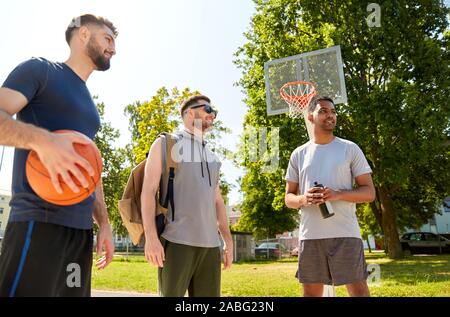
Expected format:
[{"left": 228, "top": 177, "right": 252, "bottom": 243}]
[
  {"left": 358, "top": 253, "right": 450, "bottom": 297},
  {"left": 91, "top": 254, "right": 158, "bottom": 293},
  {"left": 91, "top": 252, "right": 450, "bottom": 297}
]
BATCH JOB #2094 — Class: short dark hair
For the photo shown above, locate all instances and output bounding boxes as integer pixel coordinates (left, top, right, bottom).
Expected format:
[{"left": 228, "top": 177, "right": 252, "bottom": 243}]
[
  {"left": 308, "top": 96, "right": 335, "bottom": 112},
  {"left": 65, "top": 14, "right": 118, "bottom": 45},
  {"left": 180, "top": 95, "right": 211, "bottom": 116}
]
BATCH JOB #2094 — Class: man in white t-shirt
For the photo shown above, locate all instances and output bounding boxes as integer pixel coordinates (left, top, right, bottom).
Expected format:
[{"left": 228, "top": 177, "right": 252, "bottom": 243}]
[{"left": 285, "top": 97, "right": 375, "bottom": 297}]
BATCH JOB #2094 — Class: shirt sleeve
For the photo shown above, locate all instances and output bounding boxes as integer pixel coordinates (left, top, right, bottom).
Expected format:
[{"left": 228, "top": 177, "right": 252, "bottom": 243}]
[
  {"left": 350, "top": 143, "right": 372, "bottom": 178},
  {"left": 285, "top": 149, "right": 299, "bottom": 183},
  {"left": 2, "top": 58, "right": 48, "bottom": 102}
]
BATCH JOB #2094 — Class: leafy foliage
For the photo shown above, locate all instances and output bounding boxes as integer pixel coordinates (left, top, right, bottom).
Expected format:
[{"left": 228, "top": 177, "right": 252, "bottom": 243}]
[
  {"left": 234, "top": 0, "right": 450, "bottom": 256},
  {"left": 124, "top": 87, "right": 233, "bottom": 200},
  {"left": 94, "top": 101, "right": 129, "bottom": 236}
]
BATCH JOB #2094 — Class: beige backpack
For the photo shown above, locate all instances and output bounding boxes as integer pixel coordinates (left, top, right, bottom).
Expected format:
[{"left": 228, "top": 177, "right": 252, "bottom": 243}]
[{"left": 118, "top": 133, "right": 177, "bottom": 245}]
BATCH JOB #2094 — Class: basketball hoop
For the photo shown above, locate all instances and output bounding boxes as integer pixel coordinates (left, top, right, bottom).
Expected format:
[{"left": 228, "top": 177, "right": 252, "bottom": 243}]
[{"left": 280, "top": 81, "right": 317, "bottom": 118}]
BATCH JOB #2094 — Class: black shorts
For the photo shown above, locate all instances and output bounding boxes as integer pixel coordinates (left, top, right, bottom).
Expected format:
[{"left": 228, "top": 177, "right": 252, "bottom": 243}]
[{"left": 0, "top": 221, "right": 93, "bottom": 297}]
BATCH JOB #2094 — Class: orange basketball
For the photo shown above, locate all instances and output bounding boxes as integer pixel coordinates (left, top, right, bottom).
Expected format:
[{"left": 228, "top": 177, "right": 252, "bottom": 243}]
[{"left": 25, "top": 130, "right": 103, "bottom": 206}]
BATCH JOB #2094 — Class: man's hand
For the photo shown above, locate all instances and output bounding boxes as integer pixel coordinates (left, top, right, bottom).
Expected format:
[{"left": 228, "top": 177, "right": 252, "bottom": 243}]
[
  {"left": 304, "top": 186, "right": 341, "bottom": 206},
  {"left": 33, "top": 130, "right": 96, "bottom": 194},
  {"left": 145, "top": 237, "right": 165, "bottom": 268},
  {"left": 304, "top": 186, "right": 327, "bottom": 205},
  {"left": 95, "top": 223, "right": 114, "bottom": 270},
  {"left": 321, "top": 187, "right": 341, "bottom": 202},
  {"left": 223, "top": 243, "right": 233, "bottom": 270}
]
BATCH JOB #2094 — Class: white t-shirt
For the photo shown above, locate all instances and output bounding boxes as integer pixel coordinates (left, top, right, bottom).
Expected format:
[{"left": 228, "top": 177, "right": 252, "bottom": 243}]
[{"left": 285, "top": 137, "right": 372, "bottom": 240}]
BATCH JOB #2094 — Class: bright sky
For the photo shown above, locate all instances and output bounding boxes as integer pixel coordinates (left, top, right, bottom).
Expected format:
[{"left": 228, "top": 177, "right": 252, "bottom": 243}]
[{"left": 0, "top": 0, "right": 256, "bottom": 204}]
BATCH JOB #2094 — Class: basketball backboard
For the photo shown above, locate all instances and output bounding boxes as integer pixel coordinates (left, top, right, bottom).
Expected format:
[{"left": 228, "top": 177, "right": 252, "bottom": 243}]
[{"left": 264, "top": 45, "right": 347, "bottom": 116}]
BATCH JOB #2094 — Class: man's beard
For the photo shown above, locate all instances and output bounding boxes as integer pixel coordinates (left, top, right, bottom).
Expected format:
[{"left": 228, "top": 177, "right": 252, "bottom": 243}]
[
  {"left": 87, "top": 38, "right": 110, "bottom": 71},
  {"left": 320, "top": 120, "right": 336, "bottom": 131},
  {"left": 202, "top": 120, "right": 213, "bottom": 131},
  {"left": 193, "top": 115, "right": 213, "bottom": 132}
]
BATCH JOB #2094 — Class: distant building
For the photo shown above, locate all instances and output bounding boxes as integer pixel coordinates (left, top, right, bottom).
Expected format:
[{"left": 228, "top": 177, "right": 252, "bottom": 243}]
[
  {"left": 226, "top": 205, "right": 242, "bottom": 226},
  {"left": 229, "top": 231, "right": 254, "bottom": 262},
  {"left": 223, "top": 205, "right": 254, "bottom": 261},
  {"left": 407, "top": 196, "right": 450, "bottom": 234},
  {"left": 0, "top": 191, "right": 11, "bottom": 238}
]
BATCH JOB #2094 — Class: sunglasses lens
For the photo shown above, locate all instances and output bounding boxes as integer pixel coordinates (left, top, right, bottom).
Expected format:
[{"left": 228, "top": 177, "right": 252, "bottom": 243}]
[
  {"left": 190, "top": 104, "right": 217, "bottom": 117},
  {"left": 205, "top": 105, "right": 217, "bottom": 117}
]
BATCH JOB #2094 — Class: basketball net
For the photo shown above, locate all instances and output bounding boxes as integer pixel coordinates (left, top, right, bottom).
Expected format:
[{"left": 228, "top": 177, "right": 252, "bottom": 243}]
[{"left": 280, "top": 81, "right": 317, "bottom": 140}]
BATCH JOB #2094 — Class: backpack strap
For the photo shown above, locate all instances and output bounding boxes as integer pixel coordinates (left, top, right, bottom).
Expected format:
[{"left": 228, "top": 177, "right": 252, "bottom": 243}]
[{"left": 160, "top": 133, "right": 177, "bottom": 221}]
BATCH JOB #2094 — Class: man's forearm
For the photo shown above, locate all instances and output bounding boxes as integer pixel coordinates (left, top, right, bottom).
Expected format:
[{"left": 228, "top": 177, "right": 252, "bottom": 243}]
[
  {"left": 93, "top": 180, "right": 110, "bottom": 226},
  {"left": 218, "top": 220, "right": 232, "bottom": 245},
  {"left": 141, "top": 188, "right": 158, "bottom": 240},
  {"left": 0, "top": 109, "right": 50, "bottom": 150},
  {"left": 216, "top": 200, "right": 232, "bottom": 245},
  {"left": 285, "top": 193, "right": 305, "bottom": 209},
  {"left": 335, "top": 185, "right": 375, "bottom": 203}
]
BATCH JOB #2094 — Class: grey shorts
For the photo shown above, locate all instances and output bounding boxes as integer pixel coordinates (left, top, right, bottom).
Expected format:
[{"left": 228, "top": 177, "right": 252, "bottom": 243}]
[{"left": 296, "top": 237, "right": 368, "bottom": 286}]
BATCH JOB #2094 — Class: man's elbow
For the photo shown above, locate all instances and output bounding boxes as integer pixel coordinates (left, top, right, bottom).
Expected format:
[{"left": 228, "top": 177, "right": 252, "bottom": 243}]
[
  {"left": 216, "top": 192, "right": 225, "bottom": 205},
  {"left": 366, "top": 187, "right": 376, "bottom": 202}
]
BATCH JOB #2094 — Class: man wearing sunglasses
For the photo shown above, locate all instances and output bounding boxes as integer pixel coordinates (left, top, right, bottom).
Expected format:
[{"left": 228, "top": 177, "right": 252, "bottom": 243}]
[
  {"left": 140, "top": 94, "right": 233, "bottom": 297},
  {"left": 189, "top": 103, "right": 218, "bottom": 120}
]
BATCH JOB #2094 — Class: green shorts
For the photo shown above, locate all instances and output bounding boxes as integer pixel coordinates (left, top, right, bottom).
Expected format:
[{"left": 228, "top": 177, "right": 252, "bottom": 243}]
[{"left": 158, "top": 237, "right": 221, "bottom": 297}]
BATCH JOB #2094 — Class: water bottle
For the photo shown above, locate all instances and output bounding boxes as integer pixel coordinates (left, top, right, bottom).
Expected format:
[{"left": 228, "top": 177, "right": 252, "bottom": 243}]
[{"left": 314, "top": 182, "right": 335, "bottom": 219}]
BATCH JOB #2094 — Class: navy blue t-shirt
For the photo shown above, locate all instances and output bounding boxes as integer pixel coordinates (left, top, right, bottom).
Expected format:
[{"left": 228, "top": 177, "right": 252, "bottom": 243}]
[{"left": 2, "top": 57, "right": 101, "bottom": 230}]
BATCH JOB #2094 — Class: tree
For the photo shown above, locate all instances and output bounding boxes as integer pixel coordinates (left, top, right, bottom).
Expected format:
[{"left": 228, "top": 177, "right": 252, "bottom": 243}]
[
  {"left": 218, "top": 172, "right": 234, "bottom": 206},
  {"left": 234, "top": 0, "right": 450, "bottom": 258},
  {"left": 94, "top": 100, "right": 129, "bottom": 236},
  {"left": 357, "top": 204, "right": 382, "bottom": 252},
  {"left": 124, "top": 87, "right": 233, "bottom": 202},
  {"left": 124, "top": 87, "right": 185, "bottom": 164},
  {"left": 233, "top": 165, "right": 299, "bottom": 239}
]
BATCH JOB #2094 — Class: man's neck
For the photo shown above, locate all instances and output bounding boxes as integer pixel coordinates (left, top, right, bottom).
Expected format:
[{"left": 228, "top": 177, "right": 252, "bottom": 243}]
[
  {"left": 64, "top": 54, "right": 95, "bottom": 82},
  {"left": 184, "top": 125, "right": 205, "bottom": 139},
  {"left": 312, "top": 131, "right": 335, "bottom": 145}
]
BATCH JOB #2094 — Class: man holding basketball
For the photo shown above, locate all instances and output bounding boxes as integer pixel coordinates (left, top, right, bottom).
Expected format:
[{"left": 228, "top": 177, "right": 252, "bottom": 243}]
[
  {"left": 0, "top": 14, "right": 117, "bottom": 296},
  {"left": 285, "top": 97, "right": 375, "bottom": 297},
  {"left": 141, "top": 95, "right": 233, "bottom": 297}
]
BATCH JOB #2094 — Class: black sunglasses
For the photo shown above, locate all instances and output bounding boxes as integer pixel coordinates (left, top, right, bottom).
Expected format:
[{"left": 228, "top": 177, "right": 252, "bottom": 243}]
[{"left": 189, "top": 104, "right": 218, "bottom": 118}]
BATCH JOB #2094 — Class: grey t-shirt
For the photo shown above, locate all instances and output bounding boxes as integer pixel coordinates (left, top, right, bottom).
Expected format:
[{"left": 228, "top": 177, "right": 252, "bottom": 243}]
[
  {"left": 160, "top": 129, "right": 222, "bottom": 247},
  {"left": 285, "top": 137, "right": 372, "bottom": 240}
]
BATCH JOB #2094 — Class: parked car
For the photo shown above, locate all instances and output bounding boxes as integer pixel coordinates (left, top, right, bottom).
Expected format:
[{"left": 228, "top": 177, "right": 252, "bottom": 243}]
[
  {"left": 400, "top": 232, "right": 450, "bottom": 255},
  {"left": 254, "top": 242, "right": 287, "bottom": 259}
]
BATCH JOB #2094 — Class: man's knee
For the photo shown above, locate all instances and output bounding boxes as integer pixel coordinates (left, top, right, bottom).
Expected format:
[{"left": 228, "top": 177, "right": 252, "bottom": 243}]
[
  {"left": 302, "top": 283, "right": 324, "bottom": 297},
  {"left": 346, "top": 280, "right": 370, "bottom": 297}
]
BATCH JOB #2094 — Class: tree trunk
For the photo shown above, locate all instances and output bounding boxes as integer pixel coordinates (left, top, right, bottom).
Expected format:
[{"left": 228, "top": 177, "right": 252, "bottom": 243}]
[
  {"left": 378, "top": 185, "right": 403, "bottom": 259},
  {"left": 370, "top": 191, "right": 383, "bottom": 253},
  {"left": 371, "top": 187, "right": 383, "bottom": 229},
  {"left": 366, "top": 237, "right": 372, "bottom": 253}
]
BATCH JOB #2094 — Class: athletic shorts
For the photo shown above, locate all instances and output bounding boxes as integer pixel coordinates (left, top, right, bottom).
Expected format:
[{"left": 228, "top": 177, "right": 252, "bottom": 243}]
[
  {"left": 158, "top": 237, "right": 221, "bottom": 297},
  {"left": 0, "top": 221, "right": 93, "bottom": 297},
  {"left": 296, "top": 237, "right": 369, "bottom": 286}
]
